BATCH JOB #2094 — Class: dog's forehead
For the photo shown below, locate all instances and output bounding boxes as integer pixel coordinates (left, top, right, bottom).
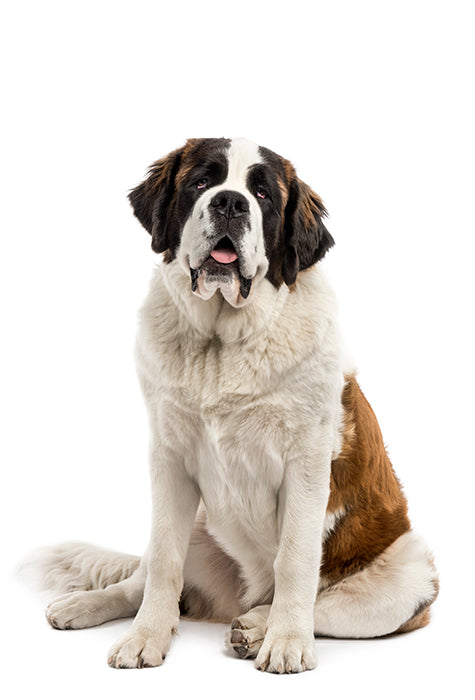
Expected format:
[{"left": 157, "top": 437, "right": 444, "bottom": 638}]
[
  {"left": 180, "top": 137, "right": 286, "bottom": 179},
  {"left": 227, "top": 137, "right": 263, "bottom": 174}
]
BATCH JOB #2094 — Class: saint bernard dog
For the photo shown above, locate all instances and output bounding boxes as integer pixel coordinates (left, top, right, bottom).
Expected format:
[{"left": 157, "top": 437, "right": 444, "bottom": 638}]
[{"left": 38, "top": 137, "right": 438, "bottom": 674}]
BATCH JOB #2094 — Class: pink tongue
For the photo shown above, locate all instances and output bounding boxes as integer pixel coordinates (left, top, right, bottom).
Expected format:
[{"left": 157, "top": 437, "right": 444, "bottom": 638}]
[{"left": 210, "top": 248, "right": 238, "bottom": 264}]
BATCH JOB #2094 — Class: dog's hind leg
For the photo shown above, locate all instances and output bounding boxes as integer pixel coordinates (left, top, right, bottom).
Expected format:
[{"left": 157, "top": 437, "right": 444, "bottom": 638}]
[
  {"left": 46, "top": 563, "right": 146, "bottom": 630},
  {"left": 313, "top": 530, "right": 439, "bottom": 638},
  {"left": 228, "top": 531, "right": 439, "bottom": 661}
]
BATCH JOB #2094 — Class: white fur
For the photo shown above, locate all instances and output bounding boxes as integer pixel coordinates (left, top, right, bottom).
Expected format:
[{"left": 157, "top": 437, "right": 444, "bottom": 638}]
[{"left": 21, "top": 542, "right": 140, "bottom": 597}]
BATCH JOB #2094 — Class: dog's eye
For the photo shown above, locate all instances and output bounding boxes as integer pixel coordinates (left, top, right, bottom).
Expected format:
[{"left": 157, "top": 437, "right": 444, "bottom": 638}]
[
  {"left": 196, "top": 178, "right": 208, "bottom": 190},
  {"left": 256, "top": 186, "right": 267, "bottom": 200}
]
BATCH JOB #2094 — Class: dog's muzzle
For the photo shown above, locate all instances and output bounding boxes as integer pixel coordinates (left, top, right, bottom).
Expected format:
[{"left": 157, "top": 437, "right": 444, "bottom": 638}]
[{"left": 189, "top": 235, "right": 253, "bottom": 299}]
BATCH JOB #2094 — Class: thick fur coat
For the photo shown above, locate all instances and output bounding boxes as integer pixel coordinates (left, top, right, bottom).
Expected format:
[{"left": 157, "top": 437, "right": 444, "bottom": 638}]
[{"left": 37, "top": 138, "right": 438, "bottom": 674}]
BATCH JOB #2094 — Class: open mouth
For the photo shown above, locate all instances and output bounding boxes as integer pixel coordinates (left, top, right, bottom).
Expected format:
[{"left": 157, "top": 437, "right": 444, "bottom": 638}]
[
  {"left": 190, "top": 236, "right": 252, "bottom": 299},
  {"left": 209, "top": 236, "right": 238, "bottom": 264}
]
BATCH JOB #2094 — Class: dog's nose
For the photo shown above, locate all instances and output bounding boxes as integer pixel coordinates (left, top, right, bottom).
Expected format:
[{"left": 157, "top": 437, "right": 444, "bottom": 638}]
[{"left": 210, "top": 190, "right": 250, "bottom": 218}]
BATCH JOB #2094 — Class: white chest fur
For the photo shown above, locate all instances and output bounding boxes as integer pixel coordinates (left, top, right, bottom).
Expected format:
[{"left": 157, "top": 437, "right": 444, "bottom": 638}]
[{"left": 135, "top": 262, "right": 345, "bottom": 593}]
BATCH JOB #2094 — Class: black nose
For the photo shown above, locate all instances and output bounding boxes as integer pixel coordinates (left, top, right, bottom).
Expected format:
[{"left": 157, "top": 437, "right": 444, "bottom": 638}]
[{"left": 210, "top": 190, "right": 250, "bottom": 218}]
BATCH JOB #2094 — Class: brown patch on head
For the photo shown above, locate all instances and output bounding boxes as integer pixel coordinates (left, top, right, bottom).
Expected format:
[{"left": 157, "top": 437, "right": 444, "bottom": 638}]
[
  {"left": 322, "top": 376, "right": 411, "bottom": 584},
  {"left": 173, "top": 138, "right": 203, "bottom": 189},
  {"left": 297, "top": 180, "right": 327, "bottom": 234},
  {"left": 276, "top": 174, "right": 290, "bottom": 209}
]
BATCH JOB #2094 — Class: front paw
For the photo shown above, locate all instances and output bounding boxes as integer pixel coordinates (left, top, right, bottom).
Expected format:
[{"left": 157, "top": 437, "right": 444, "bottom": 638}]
[
  {"left": 107, "top": 627, "right": 173, "bottom": 669},
  {"left": 255, "top": 631, "right": 317, "bottom": 674}
]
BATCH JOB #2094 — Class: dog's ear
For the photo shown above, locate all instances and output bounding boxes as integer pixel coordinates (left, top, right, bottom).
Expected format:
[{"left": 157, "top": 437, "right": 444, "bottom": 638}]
[
  {"left": 128, "top": 146, "right": 184, "bottom": 254},
  {"left": 282, "top": 176, "right": 334, "bottom": 286}
]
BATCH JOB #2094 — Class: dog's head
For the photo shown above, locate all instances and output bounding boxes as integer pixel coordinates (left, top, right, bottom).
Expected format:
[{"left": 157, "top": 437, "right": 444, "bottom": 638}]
[{"left": 129, "top": 138, "right": 334, "bottom": 307}]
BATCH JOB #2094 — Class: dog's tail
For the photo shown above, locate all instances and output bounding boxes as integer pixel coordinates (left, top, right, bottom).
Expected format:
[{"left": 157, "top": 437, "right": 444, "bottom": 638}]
[{"left": 20, "top": 542, "right": 141, "bottom": 597}]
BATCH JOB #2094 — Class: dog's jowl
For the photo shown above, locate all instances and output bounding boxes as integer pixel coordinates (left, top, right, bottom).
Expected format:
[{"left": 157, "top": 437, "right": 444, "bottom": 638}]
[{"left": 38, "top": 138, "right": 438, "bottom": 674}]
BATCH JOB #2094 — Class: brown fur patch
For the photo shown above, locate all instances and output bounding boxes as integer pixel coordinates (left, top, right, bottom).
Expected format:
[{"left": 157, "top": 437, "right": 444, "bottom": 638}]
[
  {"left": 322, "top": 377, "right": 411, "bottom": 584},
  {"left": 296, "top": 179, "right": 327, "bottom": 232},
  {"left": 280, "top": 156, "right": 296, "bottom": 184},
  {"left": 396, "top": 607, "right": 432, "bottom": 634},
  {"left": 173, "top": 138, "right": 208, "bottom": 189},
  {"left": 276, "top": 175, "right": 290, "bottom": 208},
  {"left": 162, "top": 249, "right": 174, "bottom": 264}
]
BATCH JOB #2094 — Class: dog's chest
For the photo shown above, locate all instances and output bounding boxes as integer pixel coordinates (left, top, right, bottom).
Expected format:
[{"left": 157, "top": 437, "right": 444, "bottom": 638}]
[
  {"left": 187, "top": 403, "right": 285, "bottom": 547},
  {"left": 148, "top": 329, "right": 299, "bottom": 557}
]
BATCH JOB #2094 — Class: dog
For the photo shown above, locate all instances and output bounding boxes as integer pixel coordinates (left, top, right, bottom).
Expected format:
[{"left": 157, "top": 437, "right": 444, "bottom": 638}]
[{"left": 38, "top": 137, "right": 438, "bottom": 673}]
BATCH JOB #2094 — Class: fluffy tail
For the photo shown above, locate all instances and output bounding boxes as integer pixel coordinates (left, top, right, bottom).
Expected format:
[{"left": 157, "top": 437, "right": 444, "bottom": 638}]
[{"left": 20, "top": 542, "right": 141, "bottom": 597}]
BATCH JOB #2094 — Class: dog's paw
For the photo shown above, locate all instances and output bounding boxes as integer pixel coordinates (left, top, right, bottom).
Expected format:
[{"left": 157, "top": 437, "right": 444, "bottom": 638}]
[
  {"left": 227, "top": 612, "right": 266, "bottom": 659},
  {"left": 255, "top": 632, "right": 317, "bottom": 674},
  {"left": 107, "top": 628, "right": 171, "bottom": 669},
  {"left": 46, "top": 591, "right": 105, "bottom": 630}
]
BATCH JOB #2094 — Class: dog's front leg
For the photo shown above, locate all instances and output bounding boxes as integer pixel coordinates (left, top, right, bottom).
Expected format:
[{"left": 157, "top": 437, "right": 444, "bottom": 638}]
[
  {"left": 255, "top": 436, "right": 332, "bottom": 674},
  {"left": 108, "top": 439, "right": 200, "bottom": 668}
]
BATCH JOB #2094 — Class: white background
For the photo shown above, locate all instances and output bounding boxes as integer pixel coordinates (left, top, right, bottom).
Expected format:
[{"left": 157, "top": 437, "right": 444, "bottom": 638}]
[{"left": 1, "top": 0, "right": 474, "bottom": 697}]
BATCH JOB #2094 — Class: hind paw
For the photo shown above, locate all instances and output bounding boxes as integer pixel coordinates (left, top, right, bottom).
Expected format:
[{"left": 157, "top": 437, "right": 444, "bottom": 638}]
[
  {"left": 46, "top": 590, "right": 108, "bottom": 629},
  {"left": 226, "top": 605, "right": 269, "bottom": 659}
]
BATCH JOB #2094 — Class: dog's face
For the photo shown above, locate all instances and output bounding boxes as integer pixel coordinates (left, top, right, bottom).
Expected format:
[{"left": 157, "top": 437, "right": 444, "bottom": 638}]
[{"left": 129, "top": 138, "right": 334, "bottom": 307}]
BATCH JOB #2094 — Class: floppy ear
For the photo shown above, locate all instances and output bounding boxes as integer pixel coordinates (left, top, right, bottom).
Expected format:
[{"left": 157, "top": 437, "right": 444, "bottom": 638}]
[
  {"left": 128, "top": 146, "right": 184, "bottom": 254},
  {"left": 282, "top": 176, "right": 335, "bottom": 286}
]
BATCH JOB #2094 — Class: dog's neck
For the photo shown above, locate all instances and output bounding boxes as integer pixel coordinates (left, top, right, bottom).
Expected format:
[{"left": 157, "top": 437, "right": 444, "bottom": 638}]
[
  {"left": 158, "top": 259, "right": 288, "bottom": 344},
  {"left": 138, "top": 259, "right": 348, "bottom": 404}
]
